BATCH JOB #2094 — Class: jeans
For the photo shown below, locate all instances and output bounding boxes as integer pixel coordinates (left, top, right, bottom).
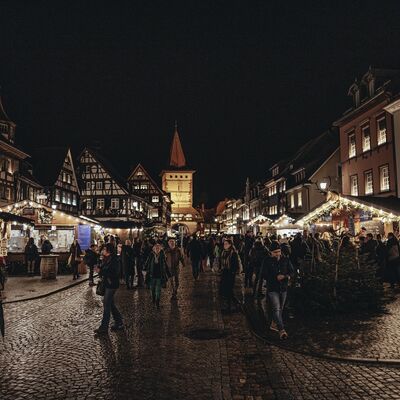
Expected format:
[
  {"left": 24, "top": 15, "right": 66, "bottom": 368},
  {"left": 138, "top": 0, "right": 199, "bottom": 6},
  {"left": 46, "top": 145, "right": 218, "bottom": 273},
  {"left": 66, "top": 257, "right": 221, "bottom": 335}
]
[
  {"left": 72, "top": 261, "right": 79, "bottom": 279},
  {"left": 100, "top": 288, "right": 123, "bottom": 329},
  {"left": 151, "top": 278, "right": 162, "bottom": 301},
  {"left": 170, "top": 273, "right": 179, "bottom": 295},
  {"left": 27, "top": 260, "right": 35, "bottom": 274},
  {"left": 191, "top": 259, "right": 201, "bottom": 279},
  {"left": 268, "top": 291, "right": 287, "bottom": 331}
]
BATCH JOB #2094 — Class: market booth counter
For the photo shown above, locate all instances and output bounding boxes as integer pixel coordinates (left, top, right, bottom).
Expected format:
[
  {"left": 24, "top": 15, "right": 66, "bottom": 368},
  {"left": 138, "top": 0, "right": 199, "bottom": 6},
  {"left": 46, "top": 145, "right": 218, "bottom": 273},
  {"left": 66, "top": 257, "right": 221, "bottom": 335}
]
[{"left": 4, "top": 200, "right": 101, "bottom": 275}]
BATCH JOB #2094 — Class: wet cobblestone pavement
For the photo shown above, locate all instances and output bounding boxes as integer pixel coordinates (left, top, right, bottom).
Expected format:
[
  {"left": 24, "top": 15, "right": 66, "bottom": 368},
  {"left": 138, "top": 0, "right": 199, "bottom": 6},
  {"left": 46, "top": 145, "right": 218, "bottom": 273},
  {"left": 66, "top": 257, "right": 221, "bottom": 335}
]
[
  {"left": 242, "top": 285, "right": 400, "bottom": 361},
  {"left": 2, "top": 266, "right": 400, "bottom": 399}
]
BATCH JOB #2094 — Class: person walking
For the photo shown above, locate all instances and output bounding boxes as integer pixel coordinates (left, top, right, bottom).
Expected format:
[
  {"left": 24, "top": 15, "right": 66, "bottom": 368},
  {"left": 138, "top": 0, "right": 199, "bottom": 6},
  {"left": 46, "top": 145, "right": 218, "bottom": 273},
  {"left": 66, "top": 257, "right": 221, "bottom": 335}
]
[
  {"left": 261, "top": 241, "right": 294, "bottom": 340},
  {"left": 84, "top": 244, "right": 98, "bottom": 286},
  {"left": 69, "top": 239, "right": 83, "bottom": 280},
  {"left": 94, "top": 243, "right": 124, "bottom": 335},
  {"left": 25, "top": 238, "right": 39, "bottom": 276},
  {"left": 165, "top": 237, "right": 185, "bottom": 299},
  {"left": 249, "top": 237, "right": 268, "bottom": 297},
  {"left": 132, "top": 238, "right": 144, "bottom": 287},
  {"left": 207, "top": 237, "right": 216, "bottom": 271},
  {"left": 188, "top": 235, "right": 202, "bottom": 280},
  {"left": 219, "top": 239, "right": 239, "bottom": 313},
  {"left": 121, "top": 240, "right": 134, "bottom": 289},
  {"left": 144, "top": 242, "right": 168, "bottom": 309},
  {"left": 386, "top": 232, "right": 400, "bottom": 289}
]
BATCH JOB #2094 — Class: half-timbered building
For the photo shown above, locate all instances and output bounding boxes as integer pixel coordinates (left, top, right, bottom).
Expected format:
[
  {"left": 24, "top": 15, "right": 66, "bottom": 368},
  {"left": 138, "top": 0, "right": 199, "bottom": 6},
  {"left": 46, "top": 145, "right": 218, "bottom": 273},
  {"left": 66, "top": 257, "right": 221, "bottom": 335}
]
[
  {"left": 78, "top": 148, "right": 148, "bottom": 226},
  {"left": 128, "top": 163, "right": 172, "bottom": 232},
  {"left": 31, "top": 147, "right": 80, "bottom": 214},
  {"left": 0, "top": 95, "right": 42, "bottom": 207}
]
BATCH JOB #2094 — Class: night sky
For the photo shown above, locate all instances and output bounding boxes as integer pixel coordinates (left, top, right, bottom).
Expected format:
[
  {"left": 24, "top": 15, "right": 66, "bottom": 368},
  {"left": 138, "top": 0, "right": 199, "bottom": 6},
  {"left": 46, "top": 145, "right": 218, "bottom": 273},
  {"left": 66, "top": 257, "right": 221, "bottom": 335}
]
[{"left": 1, "top": 2, "right": 400, "bottom": 207}]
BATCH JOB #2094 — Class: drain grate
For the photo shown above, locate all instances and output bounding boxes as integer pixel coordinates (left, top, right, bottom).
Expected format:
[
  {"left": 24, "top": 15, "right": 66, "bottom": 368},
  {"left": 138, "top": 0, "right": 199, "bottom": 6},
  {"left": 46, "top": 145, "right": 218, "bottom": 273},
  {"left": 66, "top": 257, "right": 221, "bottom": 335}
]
[{"left": 185, "top": 328, "right": 228, "bottom": 340}]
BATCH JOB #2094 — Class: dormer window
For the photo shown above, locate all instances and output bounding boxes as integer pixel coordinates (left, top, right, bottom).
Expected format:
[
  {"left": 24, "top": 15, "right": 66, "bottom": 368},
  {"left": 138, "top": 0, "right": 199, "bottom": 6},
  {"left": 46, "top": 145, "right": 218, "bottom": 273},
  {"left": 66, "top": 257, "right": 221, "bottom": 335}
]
[
  {"left": 354, "top": 90, "right": 360, "bottom": 107},
  {"left": 272, "top": 166, "right": 279, "bottom": 177},
  {"left": 0, "top": 123, "right": 8, "bottom": 134},
  {"left": 368, "top": 79, "right": 375, "bottom": 96},
  {"left": 295, "top": 169, "right": 306, "bottom": 183}
]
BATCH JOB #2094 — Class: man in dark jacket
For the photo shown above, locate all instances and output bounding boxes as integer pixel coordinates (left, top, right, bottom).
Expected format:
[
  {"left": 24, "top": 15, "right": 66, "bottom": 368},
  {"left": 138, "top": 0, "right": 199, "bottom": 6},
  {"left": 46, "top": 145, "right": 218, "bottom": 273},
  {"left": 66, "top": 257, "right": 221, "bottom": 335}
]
[
  {"left": 84, "top": 244, "right": 98, "bottom": 286},
  {"left": 188, "top": 235, "right": 202, "bottom": 280},
  {"left": 94, "top": 243, "right": 123, "bottom": 335},
  {"left": 261, "top": 241, "right": 294, "bottom": 340}
]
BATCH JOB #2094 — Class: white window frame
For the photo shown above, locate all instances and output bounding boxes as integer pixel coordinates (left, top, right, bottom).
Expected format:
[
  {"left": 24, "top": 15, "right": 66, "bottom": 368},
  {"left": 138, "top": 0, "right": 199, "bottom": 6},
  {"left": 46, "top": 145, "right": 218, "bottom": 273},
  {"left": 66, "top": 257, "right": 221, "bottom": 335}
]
[
  {"left": 152, "top": 195, "right": 159, "bottom": 203},
  {"left": 110, "top": 198, "right": 119, "bottom": 209},
  {"left": 350, "top": 175, "right": 358, "bottom": 196},
  {"left": 364, "top": 171, "right": 373, "bottom": 195},
  {"left": 361, "top": 125, "right": 371, "bottom": 152},
  {"left": 377, "top": 117, "right": 387, "bottom": 145},
  {"left": 55, "top": 189, "right": 61, "bottom": 202},
  {"left": 297, "top": 191, "right": 302, "bottom": 207},
  {"left": 96, "top": 181, "right": 103, "bottom": 190},
  {"left": 86, "top": 182, "right": 91, "bottom": 191},
  {"left": 348, "top": 133, "right": 356, "bottom": 158},
  {"left": 86, "top": 199, "right": 92, "bottom": 210},
  {"left": 290, "top": 193, "right": 295, "bottom": 208},
  {"left": 380, "top": 165, "right": 390, "bottom": 192},
  {"left": 72, "top": 194, "right": 77, "bottom": 206},
  {"left": 85, "top": 165, "right": 90, "bottom": 173},
  {"left": 140, "top": 184, "right": 148, "bottom": 190},
  {"left": 96, "top": 198, "right": 105, "bottom": 209}
]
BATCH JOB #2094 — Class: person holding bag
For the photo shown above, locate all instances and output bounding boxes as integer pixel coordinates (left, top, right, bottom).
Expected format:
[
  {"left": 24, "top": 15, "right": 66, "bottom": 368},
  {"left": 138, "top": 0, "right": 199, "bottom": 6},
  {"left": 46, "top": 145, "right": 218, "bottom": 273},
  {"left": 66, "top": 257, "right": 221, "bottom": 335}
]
[{"left": 94, "top": 243, "right": 124, "bottom": 335}]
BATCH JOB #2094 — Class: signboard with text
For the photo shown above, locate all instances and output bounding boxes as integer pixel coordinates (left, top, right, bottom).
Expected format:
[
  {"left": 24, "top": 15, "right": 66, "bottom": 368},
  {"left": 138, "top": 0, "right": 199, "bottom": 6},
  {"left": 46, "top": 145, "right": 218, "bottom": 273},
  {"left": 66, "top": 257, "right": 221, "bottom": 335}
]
[{"left": 77, "top": 225, "right": 91, "bottom": 250}]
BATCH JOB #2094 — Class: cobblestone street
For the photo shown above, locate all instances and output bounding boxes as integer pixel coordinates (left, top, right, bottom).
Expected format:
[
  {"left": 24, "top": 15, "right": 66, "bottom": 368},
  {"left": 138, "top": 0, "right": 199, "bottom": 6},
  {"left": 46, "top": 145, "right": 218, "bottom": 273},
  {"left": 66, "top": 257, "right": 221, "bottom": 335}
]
[{"left": 2, "top": 266, "right": 400, "bottom": 399}]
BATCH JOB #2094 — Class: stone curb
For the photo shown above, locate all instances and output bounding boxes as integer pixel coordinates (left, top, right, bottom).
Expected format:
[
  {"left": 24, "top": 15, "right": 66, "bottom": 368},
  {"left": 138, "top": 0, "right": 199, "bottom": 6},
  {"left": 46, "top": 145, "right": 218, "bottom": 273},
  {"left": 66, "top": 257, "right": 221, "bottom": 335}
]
[
  {"left": 239, "top": 301, "right": 400, "bottom": 366},
  {"left": 2, "top": 274, "right": 98, "bottom": 305}
]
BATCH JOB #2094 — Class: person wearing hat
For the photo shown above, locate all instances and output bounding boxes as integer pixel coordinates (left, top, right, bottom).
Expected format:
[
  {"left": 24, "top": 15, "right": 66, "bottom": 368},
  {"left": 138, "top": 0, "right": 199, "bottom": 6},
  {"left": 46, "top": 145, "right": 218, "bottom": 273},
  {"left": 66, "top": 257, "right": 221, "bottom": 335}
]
[
  {"left": 164, "top": 237, "right": 185, "bottom": 299},
  {"left": 260, "top": 241, "right": 294, "bottom": 340}
]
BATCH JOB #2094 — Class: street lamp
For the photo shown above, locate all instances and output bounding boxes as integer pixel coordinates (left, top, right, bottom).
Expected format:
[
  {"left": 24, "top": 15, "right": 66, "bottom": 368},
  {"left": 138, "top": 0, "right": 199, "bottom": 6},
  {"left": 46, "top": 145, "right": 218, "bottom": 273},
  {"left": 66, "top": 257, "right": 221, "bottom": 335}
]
[{"left": 317, "top": 177, "right": 332, "bottom": 193}]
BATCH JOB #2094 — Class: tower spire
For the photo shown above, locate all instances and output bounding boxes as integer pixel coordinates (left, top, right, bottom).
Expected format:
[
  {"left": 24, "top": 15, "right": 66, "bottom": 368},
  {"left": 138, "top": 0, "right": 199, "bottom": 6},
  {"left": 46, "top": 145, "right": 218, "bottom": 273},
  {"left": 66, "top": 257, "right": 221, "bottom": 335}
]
[{"left": 169, "top": 122, "right": 186, "bottom": 168}]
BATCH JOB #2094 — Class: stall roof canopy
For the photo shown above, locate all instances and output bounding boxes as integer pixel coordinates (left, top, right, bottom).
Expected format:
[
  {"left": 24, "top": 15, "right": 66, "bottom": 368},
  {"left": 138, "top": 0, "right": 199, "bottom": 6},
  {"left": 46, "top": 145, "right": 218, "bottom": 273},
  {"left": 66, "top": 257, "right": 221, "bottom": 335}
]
[
  {"left": 344, "top": 195, "right": 400, "bottom": 215},
  {"left": 0, "top": 212, "right": 34, "bottom": 225}
]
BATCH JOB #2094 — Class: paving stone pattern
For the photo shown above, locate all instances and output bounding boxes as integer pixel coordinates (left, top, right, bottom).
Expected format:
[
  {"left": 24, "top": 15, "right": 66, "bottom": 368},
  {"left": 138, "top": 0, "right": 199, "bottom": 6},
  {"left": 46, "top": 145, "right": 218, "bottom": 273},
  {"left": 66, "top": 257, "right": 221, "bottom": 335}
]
[{"left": 1, "top": 266, "right": 400, "bottom": 399}]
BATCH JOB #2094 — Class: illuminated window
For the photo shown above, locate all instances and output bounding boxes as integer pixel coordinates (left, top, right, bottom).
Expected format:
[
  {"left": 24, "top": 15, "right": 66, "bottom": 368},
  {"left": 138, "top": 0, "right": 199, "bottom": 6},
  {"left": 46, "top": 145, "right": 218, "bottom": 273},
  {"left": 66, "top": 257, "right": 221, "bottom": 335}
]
[
  {"left": 350, "top": 175, "right": 358, "bottom": 196},
  {"left": 131, "top": 201, "right": 138, "bottom": 210},
  {"left": 152, "top": 196, "right": 159, "bottom": 203},
  {"left": 72, "top": 194, "right": 77, "bottom": 206},
  {"left": 61, "top": 191, "right": 66, "bottom": 203},
  {"left": 297, "top": 191, "right": 302, "bottom": 207},
  {"left": 362, "top": 125, "right": 371, "bottom": 152},
  {"left": 380, "top": 165, "right": 390, "bottom": 192},
  {"left": 97, "top": 198, "right": 104, "bottom": 209},
  {"left": 111, "top": 198, "right": 119, "bottom": 209},
  {"left": 96, "top": 181, "right": 103, "bottom": 190},
  {"left": 55, "top": 189, "right": 61, "bottom": 202},
  {"left": 140, "top": 184, "right": 148, "bottom": 190},
  {"left": 290, "top": 193, "right": 295, "bottom": 208},
  {"left": 86, "top": 182, "right": 91, "bottom": 191},
  {"left": 377, "top": 117, "right": 387, "bottom": 145},
  {"left": 364, "top": 171, "right": 373, "bottom": 195},
  {"left": 348, "top": 133, "right": 356, "bottom": 158},
  {"left": 268, "top": 185, "right": 277, "bottom": 196},
  {"left": 86, "top": 199, "right": 92, "bottom": 210}
]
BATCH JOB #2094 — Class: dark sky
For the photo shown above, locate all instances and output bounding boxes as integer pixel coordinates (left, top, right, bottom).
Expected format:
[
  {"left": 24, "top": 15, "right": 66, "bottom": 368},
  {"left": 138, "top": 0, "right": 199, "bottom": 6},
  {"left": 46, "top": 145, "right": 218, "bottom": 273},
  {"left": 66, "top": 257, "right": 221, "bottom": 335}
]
[{"left": 1, "top": 1, "right": 400, "bottom": 207}]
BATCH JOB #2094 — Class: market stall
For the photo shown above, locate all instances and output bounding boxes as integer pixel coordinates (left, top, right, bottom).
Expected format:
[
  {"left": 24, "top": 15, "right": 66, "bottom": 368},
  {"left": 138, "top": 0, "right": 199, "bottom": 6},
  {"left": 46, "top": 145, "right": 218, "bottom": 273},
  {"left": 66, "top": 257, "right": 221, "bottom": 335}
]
[{"left": 296, "top": 192, "right": 400, "bottom": 237}]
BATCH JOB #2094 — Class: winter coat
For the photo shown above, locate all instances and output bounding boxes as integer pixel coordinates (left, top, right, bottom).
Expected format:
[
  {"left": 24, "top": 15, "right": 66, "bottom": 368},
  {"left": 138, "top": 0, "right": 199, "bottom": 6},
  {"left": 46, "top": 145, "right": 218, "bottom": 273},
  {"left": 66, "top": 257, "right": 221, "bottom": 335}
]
[
  {"left": 219, "top": 249, "right": 239, "bottom": 297},
  {"left": 145, "top": 250, "right": 168, "bottom": 283},
  {"left": 164, "top": 247, "right": 185, "bottom": 276},
  {"left": 121, "top": 245, "right": 134, "bottom": 275},
  {"left": 99, "top": 255, "right": 120, "bottom": 289},
  {"left": 25, "top": 243, "right": 39, "bottom": 262},
  {"left": 249, "top": 243, "right": 268, "bottom": 271},
  {"left": 41, "top": 240, "right": 53, "bottom": 255},
  {"left": 84, "top": 248, "right": 98, "bottom": 267},
  {"left": 69, "top": 243, "right": 83, "bottom": 263},
  {"left": 188, "top": 238, "right": 202, "bottom": 261},
  {"left": 261, "top": 255, "right": 294, "bottom": 293},
  {"left": 386, "top": 237, "right": 400, "bottom": 265}
]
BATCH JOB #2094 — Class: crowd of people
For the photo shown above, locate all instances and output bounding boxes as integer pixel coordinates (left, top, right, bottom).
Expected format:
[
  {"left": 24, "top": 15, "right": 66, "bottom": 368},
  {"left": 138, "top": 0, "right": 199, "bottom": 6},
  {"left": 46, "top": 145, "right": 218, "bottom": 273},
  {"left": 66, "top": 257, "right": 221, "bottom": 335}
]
[{"left": 22, "top": 227, "right": 400, "bottom": 340}]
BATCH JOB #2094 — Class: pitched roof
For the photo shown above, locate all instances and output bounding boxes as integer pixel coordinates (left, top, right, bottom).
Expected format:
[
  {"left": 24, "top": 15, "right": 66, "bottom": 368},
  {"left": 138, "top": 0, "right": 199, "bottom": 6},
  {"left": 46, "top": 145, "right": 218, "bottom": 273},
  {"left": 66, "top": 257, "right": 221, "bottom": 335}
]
[
  {"left": 81, "top": 147, "right": 129, "bottom": 194},
  {"left": 169, "top": 126, "right": 186, "bottom": 168},
  {"left": 30, "top": 147, "right": 70, "bottom": 187},
  {"left": 0, "top": 95, "right": 12, "bottom": 122},
  {"left": 128, "top": 163, "right": 166, "bottom": 196}
]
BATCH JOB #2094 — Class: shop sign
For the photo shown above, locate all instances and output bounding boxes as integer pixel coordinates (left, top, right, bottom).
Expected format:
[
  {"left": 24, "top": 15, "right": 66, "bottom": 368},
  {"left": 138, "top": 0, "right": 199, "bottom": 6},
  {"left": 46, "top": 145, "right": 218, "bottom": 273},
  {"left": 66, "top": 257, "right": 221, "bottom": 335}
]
[
  {"left": 359, "top": 211, "right": 373, "bottom": 222},
  {"left": 78, "top": 225, "right": 91, "bottom": 250},
  {"left": 22, "top": 207, "right": 35, "bottom": 216}
]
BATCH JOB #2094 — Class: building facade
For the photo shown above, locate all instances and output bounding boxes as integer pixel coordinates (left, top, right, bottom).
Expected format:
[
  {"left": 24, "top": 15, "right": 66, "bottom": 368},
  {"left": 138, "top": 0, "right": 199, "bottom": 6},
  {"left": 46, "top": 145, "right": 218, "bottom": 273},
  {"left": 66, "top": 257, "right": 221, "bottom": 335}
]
[
  {"left": 128, "top": 163, "right": 171, "bottom": 232},
  {"left": 334, "top": 67, "right": 400, "bottom": 198}
]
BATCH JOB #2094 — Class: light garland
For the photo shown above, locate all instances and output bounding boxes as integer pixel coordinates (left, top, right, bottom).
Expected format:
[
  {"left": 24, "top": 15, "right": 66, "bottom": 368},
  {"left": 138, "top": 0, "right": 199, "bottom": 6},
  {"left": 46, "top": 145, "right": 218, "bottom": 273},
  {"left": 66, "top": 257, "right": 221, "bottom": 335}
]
[{"left": 297, "top": 195, "right": 400, "bottom": 226}]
